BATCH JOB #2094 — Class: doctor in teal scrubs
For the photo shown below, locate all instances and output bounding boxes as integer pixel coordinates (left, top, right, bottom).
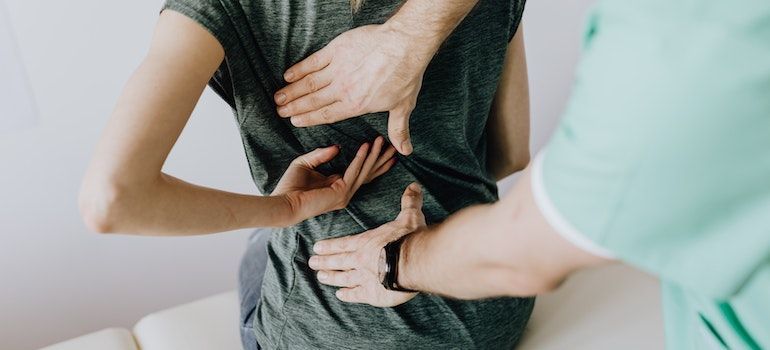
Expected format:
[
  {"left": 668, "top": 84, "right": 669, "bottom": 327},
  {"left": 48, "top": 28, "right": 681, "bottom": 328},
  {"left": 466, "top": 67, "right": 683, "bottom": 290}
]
[{"left": 284, "top": 0, "right": 770, "bottom": 348}]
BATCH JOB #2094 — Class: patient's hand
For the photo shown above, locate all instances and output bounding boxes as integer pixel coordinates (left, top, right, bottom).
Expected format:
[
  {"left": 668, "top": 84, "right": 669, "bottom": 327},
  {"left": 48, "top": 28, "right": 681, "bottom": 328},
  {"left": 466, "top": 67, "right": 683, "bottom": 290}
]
[
  {"left": 274, "top": 24, "right": 435, "bottom": 156},
  {"left": 274, "top": 136, "right": 396, "bottom": 226},
  {"left": 309, "top": 183, "right": 426, "bottom": 307}
]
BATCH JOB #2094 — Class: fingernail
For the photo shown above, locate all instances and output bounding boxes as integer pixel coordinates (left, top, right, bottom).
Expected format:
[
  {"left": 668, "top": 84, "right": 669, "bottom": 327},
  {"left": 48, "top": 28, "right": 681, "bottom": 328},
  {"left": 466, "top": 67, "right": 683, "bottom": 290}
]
[
  {"left": 317, "top": 271, "right": 328, "bottom": 281},
  {"left": 410, "top": 183, "right": 421, "bottom": 193},
  {"left": 308, "top": 256, "right": 319, "bottom": 268},
  {"left": 278, "top": 106, "right": 289, "bottom": 116},
  {"left": 313, "top": 243, "right": 325, "bottom": 253},
  {"left": 335, "top": 290, "right": 344, "bottom": 299},
  {"left": 275, "top": 93, "right": 287, "bottom": 104},
  {"left": 291, "top": 117, "right": 304, "bottom": 127},
  {"left": 284, "top": 71, "right": 294, "bottom": 81},
  {"left": 401, "top": 140, "right": 413, "bottom": 154}
]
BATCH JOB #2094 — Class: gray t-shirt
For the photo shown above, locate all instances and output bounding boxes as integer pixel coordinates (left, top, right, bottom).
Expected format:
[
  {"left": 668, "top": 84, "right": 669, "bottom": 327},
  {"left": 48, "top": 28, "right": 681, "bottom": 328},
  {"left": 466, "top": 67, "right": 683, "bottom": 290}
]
[{"left": 162, "top": 0, "right": 531, "bottom": 348}]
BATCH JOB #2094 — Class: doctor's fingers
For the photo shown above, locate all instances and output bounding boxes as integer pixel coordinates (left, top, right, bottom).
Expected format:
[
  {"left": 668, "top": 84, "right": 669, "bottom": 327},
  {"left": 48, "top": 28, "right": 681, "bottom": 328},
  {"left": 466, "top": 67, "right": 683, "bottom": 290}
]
[
  {"left": 277, "top": 85, "right": 336, "bottom": 117},
  {"left": 317, "top": 270, "right": 363, "bottom": 288},
  {"left": 283, "top": 48, "right": 332, "bottom": 83},
  {"left": 309, "top": 252, "right": 357, "bottom": 271},
  {"left": 313, "top": 220, "right": 396, "bottom": 255}
]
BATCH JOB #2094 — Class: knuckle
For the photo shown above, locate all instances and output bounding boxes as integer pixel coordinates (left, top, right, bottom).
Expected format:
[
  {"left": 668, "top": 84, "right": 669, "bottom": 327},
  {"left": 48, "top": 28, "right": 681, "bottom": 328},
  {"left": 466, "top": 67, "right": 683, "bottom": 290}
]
[
  {"left": 315, "top": 257, "right": 327, "bottom": 269},
  {"left": 393, "top": 127, "right": 409, "bottom": 138},
  {"left": 340, "top": 84, "right": 354, "bottom": 100},
  {"left": 350, "top": 101, "right": 366, "bottom": 115},
  {"left": 308, "top": 54, "right": 321, "bottom": 68},
  {"left": 308, "top": 94, "right": 320, "bottom": 108},
  {"left": 306, "top": 76, "right": 318, "bottom": 92},
  {"left": 320, "top": 107, "right": 334, "bottom": 123},
  {"left": 340, "top": 86, "right": 362, "bottom": 111}
]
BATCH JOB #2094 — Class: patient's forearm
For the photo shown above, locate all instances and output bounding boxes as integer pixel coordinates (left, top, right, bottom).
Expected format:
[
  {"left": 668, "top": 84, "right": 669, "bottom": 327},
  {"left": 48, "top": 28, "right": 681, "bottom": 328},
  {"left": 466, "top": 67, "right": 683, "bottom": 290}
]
[
  {"left": 80, "top": 172, "right": 291, "bottom": 236},
  {"left": 398, "top": 169, "right": 607, "bottom": 298},
  {"left": 78, "top": 12, "right": 292, "bottom": 236}
]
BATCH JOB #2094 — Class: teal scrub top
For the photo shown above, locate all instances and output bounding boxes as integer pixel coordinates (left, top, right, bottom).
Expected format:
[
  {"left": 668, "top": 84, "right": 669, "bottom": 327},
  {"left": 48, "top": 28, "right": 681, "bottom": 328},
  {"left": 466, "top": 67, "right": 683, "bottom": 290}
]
[{"left": 533, "top": 0, "right": 770, "bottom": 348}]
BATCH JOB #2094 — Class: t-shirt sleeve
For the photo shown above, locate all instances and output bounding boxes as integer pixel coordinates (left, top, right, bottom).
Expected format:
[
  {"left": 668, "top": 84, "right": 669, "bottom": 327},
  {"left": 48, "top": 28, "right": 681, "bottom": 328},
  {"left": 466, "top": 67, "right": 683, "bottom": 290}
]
[
  {"left": 508, "top": 0, "right": 527, "bottom": 42},
  {"left": 533, "top": 4, "right": 770, "bottom": 300},
  {"left": 161, "top": 0, "right": 239, "bottom": 57},
  {"left": 161, "top": 0, "right": 239, "bottom": 107}
]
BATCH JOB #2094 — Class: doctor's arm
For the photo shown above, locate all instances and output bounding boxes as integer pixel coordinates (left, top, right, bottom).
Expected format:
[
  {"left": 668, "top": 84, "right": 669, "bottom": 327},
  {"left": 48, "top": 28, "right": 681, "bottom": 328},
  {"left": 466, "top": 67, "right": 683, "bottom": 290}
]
[
  {"left": 78, "top": 11, "right": 394, "bottom": 236},
  {"left": 396, "top": 168, "right": 606, "bottom": 298},
  {"left": 310, "top": 168, "right": 610, "bottom": 304}
]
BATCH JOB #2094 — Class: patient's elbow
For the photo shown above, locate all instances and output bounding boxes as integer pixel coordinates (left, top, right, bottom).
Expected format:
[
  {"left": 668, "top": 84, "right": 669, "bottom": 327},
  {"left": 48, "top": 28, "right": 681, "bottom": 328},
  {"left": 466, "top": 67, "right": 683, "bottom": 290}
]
[
  {"left": 491, "top": 152, "right": 531, "bottom": 181},
  {"left": 510, "top": 152, "right": 530, "bottom": 173},
  {"left": 78, "top": 178, "right": 126, "bottom": 234}
]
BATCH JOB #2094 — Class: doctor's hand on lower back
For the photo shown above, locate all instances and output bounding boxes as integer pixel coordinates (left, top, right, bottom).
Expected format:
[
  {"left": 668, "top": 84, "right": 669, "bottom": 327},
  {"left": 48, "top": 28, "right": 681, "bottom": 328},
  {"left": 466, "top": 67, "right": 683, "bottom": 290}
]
[
  {"left": 273, "top": 136, "right": 396, "bottom": 226},
  {"left": 273, "top": 24, "right": 434, "bottom": 156},
  {"left": 309, "top": 183, "right": 427, "bottom": 307}
]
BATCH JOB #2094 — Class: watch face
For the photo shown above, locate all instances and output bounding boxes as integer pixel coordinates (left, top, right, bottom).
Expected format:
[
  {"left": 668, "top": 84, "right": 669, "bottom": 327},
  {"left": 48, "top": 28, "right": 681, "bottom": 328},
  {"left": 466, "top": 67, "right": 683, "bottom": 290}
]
[{"left": 377, "top": 247, "right": 388, "bottom": 285}]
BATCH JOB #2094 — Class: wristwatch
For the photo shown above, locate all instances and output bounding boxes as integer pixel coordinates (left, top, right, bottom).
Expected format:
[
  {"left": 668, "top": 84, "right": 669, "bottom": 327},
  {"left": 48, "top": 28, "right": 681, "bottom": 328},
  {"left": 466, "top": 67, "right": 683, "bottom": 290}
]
[{"left": 380, "top": 236, "right": 417, "bottom": 292}]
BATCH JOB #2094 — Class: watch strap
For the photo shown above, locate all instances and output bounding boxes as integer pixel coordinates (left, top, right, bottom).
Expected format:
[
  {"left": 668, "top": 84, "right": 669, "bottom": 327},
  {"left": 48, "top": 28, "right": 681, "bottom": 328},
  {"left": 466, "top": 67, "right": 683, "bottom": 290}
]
[{"left": 382, "top": 236, "right": 417, "bottom": 293}]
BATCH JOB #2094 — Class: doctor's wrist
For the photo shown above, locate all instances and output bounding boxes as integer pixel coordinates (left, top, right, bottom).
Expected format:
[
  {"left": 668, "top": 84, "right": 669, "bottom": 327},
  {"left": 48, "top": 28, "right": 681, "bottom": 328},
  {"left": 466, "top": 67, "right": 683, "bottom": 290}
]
[{"left": 397, "top": 232, "right": 421, "bottom": 291}]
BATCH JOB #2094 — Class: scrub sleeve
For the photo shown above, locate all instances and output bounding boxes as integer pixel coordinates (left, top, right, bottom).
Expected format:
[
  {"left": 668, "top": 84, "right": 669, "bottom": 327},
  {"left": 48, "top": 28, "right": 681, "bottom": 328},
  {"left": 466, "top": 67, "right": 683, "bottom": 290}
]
[{"left": 532, "top": 0, "right": 770, "bottom": 348}]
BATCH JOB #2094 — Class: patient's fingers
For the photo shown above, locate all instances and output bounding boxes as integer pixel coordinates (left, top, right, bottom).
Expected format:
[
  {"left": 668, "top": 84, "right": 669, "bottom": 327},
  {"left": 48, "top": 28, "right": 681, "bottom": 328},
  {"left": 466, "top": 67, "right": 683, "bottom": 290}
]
[
  {"left": 368, "top": 158, "right": 396, "bottom": 181},
  {"left": 373, "top": 145, "right": 397, "bottom": 171},
  {"left": 341, "top": 143, "right": 369, "bottom": 188},
  {"left": 308, "top": 252, "right": 356, "bottom": 271},
  {"left": 292, "top": 145, "right": 340, "bottom": 169},
  {"left": 317, "top": 270, "right": 361, "bottom": 288},
  {"left": 353, "top": 136, "right": 384, "bottom": 190}
]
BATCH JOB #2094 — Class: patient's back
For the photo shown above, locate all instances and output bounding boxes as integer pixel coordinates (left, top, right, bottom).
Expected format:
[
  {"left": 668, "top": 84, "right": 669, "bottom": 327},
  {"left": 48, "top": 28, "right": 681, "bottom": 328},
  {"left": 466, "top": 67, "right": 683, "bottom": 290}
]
[{"left": 163, "top": 0, "right": 532, "bottom": 348}]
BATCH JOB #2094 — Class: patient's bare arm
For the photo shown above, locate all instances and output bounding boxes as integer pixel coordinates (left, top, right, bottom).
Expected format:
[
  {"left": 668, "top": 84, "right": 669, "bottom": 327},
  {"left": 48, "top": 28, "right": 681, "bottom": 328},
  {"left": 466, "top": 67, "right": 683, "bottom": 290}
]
[
  {"left": 79, "top": 11, "right": 394, "bottom": 236},
  {"left": 487, "top": 26, "right": 531, "bottom": 180},
  {"left": 274, "top": 0, "right": 480, "bottom": 155}
]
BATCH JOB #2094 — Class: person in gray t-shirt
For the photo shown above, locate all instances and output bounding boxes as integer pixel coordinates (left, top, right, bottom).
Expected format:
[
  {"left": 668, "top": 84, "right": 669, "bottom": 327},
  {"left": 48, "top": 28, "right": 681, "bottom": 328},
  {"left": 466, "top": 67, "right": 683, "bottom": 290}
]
[{"left": 81, "top": 0, "right": 533, "bottom": 349}]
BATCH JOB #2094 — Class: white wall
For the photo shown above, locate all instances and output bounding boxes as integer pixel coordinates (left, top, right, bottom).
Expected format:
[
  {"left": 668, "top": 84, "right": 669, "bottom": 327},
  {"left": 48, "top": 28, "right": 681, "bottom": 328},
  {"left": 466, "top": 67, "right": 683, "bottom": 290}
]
[{"left": 0, "top": 0, "right": 595, "bottom": 349}]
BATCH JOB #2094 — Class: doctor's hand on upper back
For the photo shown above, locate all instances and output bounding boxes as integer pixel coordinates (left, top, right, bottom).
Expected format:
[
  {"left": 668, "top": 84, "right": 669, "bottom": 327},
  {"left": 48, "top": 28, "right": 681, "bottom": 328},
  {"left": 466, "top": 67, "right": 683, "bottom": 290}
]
[
  {"left": 273, "top": 136, "right": 396, "bottom": 226},
  {"left": 309, "top": 183, "right": 427, "bottom": 307},
  {"left": 273, "top": 24, "right": 436, "bottom": 156}
]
